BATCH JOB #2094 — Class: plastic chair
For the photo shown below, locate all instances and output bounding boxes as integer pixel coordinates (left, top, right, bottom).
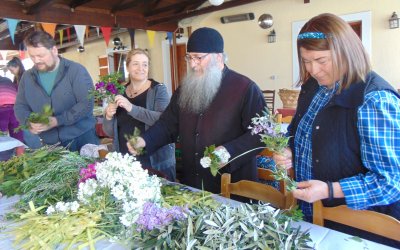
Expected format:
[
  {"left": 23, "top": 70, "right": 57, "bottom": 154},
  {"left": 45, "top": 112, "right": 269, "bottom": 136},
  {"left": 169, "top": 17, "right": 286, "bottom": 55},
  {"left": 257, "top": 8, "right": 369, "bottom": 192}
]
[
  {"left": 220, "top": 173, "right": 295, "bottom": 209},
  {"left": 313, "top": 200, "right": 400, "bottom": 241}
]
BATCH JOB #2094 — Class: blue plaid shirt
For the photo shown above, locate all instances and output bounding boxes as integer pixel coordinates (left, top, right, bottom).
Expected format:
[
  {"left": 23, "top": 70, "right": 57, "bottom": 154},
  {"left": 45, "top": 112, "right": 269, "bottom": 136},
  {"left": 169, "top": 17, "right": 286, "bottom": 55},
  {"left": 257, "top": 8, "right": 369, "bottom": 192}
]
[
  {"left": 294, "top": 87, "right": 400, "bottom": 220},
  {"left": 293, "top": 83, "right": 338, "bottom": 220},
  {"left": 340, "top": 90, "right": 400, "bottom": 209}
]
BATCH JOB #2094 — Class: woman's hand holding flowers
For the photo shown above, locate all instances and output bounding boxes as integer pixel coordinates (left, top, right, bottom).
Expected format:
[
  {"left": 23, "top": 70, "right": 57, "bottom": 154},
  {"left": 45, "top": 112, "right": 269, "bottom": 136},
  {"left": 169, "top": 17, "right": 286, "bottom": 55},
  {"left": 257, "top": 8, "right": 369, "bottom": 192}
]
[
  {"left": 127, "top": 136, "right": 146, "bottom": 156},
  {"left": 272, "top": 148, "right": 293, "bottom": 170},
  {"left": 105, "top": 101, "right": 118, "bottom": 120},
  {"left": 115, "top": 95, "right": 133, "bottom": 112}
]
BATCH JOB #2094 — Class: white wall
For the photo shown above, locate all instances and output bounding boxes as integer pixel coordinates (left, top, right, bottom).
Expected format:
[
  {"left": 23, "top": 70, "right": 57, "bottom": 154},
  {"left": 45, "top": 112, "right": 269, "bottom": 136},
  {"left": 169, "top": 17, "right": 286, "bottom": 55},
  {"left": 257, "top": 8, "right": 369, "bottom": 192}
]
[{"left": 57, "top": 0, "right": 400, "bottom": 108}]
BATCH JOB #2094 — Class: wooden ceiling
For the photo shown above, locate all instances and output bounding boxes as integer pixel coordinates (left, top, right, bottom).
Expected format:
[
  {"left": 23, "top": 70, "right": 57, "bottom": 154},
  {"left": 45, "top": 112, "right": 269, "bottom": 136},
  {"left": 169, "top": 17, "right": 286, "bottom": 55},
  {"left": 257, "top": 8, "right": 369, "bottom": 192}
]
[{"left": 0, "top": 0, "right": 262, "bottom": 51}]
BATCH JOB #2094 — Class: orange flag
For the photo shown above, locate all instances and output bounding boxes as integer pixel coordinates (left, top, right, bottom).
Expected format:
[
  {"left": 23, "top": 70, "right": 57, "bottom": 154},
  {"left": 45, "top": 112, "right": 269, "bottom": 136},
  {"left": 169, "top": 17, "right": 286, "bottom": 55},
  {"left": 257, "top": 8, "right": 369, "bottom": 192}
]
[{"left": 41, "top": 23, "right": 57, "bottom": 38}]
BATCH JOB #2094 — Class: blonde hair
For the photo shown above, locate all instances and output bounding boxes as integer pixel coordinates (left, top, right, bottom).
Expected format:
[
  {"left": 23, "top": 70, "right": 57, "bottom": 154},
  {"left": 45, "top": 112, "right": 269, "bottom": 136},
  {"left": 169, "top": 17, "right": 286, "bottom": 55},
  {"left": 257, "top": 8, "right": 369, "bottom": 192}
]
[
  {"left": 126, "top": 48, "right": 150, "bottom": 67},
  {"left": 297, "top": 13, "right": 371, "bottom": 91}
]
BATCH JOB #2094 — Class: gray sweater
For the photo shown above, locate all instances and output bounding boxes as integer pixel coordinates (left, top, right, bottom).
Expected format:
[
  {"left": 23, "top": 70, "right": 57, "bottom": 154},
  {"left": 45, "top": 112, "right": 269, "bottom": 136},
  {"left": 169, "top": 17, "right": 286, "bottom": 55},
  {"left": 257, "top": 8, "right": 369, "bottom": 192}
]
[
  {"left": 14, "top": 57, "right": 96, "bottom": 144},
  {"left": 102, "top": 80, "right": 176, "bottom": 179}
]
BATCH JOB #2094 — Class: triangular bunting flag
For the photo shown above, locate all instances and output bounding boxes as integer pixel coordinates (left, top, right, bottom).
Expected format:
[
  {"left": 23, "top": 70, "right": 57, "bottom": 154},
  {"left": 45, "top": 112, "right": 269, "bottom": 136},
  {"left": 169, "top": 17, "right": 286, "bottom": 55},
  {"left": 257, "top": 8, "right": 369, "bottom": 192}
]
[
  {"left": 19, "top": 43, "right": 25, "bottom": 59},
  {"left": 128, "top": 28, "right": 135, "bottom": 48},
  {"left": 146, "top": 30, "right": 156, "bottom": 48},
  {"left": 167, "top": 32, "right": 173, "bottom": 45},
  {"left": 66, "top": 27, "right": 71, "bottom": 42},
  {"left": 74, "top": 25, "right": 86, "bottom": 47},
  {"left": 0, "top": 51, "right": 8, "bottom": 61},
  {"left": 41, "top": 23, "right": 57, "bottom": 38},
  {"left": 58, "top": 30, "right": 64, "bottom": 46},
  {"left": 100, "top": 27, "right": 112, "bottom": 46},
  {"left": 5, "top": 18, "right": 19, "bottom": 45},
  {"left": 85, "top": 26, "right": 90, "bottom": 39}
]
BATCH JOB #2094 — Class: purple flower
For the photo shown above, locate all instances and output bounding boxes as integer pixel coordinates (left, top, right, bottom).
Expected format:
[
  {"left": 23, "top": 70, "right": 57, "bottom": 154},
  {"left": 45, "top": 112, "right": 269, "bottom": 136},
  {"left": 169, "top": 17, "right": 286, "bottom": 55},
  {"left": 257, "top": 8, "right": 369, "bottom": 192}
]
[
  {"left": 78, "top": 163, "right": 97, "bottom": 185},
  {"left": 135, "top": 202, "right": 186, "bottom": 231},
  {"left": 95, "top": 82, "right": 105, "bottom": 90},
  {"left": 106, "top": 83, "right": 118, "bottom": 94}
]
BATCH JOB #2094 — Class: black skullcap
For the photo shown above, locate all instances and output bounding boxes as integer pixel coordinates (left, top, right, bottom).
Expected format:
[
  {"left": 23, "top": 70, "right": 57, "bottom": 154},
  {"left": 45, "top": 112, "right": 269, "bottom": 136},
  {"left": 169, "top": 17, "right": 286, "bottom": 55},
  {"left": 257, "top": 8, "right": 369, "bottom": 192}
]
[{"left": 187, "top": 27, "right": 224, "bottom": 53}]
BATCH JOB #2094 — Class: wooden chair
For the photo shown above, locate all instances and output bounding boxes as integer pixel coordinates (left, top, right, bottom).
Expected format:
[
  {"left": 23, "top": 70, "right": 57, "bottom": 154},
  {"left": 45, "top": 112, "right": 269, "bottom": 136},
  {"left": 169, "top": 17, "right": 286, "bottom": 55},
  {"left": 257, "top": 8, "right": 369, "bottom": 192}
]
[
  {"left": 262, "top": 90, "right": 275, "bottom": 114},
  {"left": 221, "top": 173, "right": 295, "bottom": 209},
  {"left": 313, "top": 200, "right": 400, "bottom": 241},
  {"left": 98, "top": 149, "right": 109, "bottom": 159},
  {"left": 257, "top": 167, "right": 294, "bottom": 195}
]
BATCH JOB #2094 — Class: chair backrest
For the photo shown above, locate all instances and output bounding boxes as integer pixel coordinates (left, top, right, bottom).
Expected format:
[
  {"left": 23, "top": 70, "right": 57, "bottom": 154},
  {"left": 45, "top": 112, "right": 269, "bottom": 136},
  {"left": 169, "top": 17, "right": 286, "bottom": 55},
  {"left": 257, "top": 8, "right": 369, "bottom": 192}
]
[
  {"left": 313, "top": 200, "right": 400, "bottom": 241},
  {"left": 221, "top": 173, "right": 295, "bottom": 209},
  {"left": 262, "top": 90, "right": 275, "bottom": 114},
  {"left": 257, "top": 167, "right": 294, "bottom": 195},
  {"left": 98, "top": 149, "right": 109, "bottom": 159}
]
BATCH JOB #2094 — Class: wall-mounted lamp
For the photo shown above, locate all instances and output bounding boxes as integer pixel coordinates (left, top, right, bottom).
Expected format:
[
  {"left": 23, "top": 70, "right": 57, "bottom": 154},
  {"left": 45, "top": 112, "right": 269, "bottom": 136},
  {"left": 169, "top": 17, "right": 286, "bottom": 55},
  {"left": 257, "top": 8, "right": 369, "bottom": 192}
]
[
  {"left": 268, "top": 29, "right": 276, "bottom": 43},
  {"left": 389, "top": 12, "right": 399, "bottom": 29},
  {"left": 77, "top": 46, "right": 85, "bottom": 53}
]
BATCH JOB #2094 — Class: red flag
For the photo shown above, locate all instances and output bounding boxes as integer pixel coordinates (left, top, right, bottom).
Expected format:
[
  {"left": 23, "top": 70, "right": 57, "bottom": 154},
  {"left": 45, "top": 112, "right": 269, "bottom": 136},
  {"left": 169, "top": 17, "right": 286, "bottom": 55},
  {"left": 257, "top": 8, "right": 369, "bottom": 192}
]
[
  {"left": 100, "top": 27, "right": 112, "bottom": 46},
  {"left": 66, "top": 27, "right": 71, "bottom": 42}
]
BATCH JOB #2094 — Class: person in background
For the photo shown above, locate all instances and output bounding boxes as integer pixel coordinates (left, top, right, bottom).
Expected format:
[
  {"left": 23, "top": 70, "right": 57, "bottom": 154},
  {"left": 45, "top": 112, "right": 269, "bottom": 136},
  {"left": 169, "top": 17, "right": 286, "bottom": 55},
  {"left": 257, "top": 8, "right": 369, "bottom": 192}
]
[
  {"left": 7, "top": 56, "right": 25, "bottom": 86},
  {"left": 14, "top": 31, "right": 99, "bottom": 152},
  {"left": 102, "top": 49, "right": 176, "bottom": 181},
  {"left": 7, "top": 56, "right": 42, "bottom": 149},
  {"left": 126, "top": 27, "right": 265, "bottom": 194},
  {"left": 273, "top": 13, "right": 400, "bottom": 247},
  {"left": 0, "top": 75, "right": 24, "bottom": 160}
]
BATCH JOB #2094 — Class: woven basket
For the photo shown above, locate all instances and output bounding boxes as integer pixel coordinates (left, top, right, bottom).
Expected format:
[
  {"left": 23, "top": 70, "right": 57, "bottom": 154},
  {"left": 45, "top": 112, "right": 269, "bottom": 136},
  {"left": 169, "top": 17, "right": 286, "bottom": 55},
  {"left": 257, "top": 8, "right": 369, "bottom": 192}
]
[{"left": 278, "top": 89, "right": 300, "bottom": 109}]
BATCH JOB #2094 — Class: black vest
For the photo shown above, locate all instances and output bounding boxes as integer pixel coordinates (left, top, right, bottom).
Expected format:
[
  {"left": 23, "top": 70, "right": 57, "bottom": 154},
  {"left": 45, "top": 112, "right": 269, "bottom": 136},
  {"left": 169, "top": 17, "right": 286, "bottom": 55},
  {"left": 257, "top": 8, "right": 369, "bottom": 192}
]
[{"left": 290, "top": 72, "right": 400, "bottom": 216}]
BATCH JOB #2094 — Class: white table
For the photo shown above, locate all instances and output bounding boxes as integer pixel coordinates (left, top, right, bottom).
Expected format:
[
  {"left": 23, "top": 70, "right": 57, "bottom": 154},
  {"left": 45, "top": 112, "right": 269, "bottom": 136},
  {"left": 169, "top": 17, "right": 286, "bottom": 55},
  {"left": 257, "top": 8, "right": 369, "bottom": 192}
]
[
  {"left": 0, "top": 136, "right": 26, "bottom": 152},
  {"left": 0, "top": 195, "right": 396, "bottom": 250}
]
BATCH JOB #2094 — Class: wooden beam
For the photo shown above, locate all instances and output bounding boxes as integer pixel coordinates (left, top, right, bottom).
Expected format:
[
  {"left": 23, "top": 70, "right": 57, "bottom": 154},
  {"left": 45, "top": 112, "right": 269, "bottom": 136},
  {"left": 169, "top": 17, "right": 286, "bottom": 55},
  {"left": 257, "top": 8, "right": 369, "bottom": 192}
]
[
  {"left": 70, "top": 0, "right": 94, "bottom": 10},
  {"left": 0, "top": 1, "right": 177, "bottom": 31},
  {"left": 147, "top": 0, "right": 262, "bottom": 27},
  {"left": 23, "top": 0, "right": 54, "bottom": 15},
  {"left": 144, "top": 0, "right": 203, "bottom": 17},
  {"left": 112, "top": 0, "right": 143, "bottom": 13}
]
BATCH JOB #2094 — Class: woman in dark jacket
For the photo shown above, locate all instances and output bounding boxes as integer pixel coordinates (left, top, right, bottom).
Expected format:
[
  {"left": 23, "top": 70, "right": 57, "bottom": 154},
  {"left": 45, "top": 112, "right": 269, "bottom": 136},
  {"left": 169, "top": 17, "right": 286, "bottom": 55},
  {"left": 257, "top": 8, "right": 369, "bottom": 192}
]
[
  {"left": 273, "top": 13, "right": 400, "bottom": 247},
  {"left": 103, "top": 49, "right": 175, "bottom": 181}
]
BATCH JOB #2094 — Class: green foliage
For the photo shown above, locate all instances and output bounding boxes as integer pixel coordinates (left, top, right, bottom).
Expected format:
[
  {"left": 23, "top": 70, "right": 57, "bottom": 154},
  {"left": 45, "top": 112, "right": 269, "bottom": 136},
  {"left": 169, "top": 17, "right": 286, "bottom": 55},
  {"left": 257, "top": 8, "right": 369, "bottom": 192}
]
[
  {"left": 0, "top": 145, "right": 66, "bottom": 196},
  {"left": 131, "top": 203, "right": 313, "bottom": 249},
  {"left": 14, "top": 104, "right": 53, "bottom": 132},
  {"left": 203, "top": 144, "right": 220, "bottom": 177},
  {"left": 124, "top": 127, "right": 144, "bottom": 155}
]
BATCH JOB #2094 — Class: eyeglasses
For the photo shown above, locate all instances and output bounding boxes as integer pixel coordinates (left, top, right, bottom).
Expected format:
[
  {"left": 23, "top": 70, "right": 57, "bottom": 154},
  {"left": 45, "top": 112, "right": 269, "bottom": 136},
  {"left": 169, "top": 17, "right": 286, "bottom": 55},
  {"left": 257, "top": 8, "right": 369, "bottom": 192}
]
[{"left": 184, "top": 53, "right": 209, "bottom": 64}]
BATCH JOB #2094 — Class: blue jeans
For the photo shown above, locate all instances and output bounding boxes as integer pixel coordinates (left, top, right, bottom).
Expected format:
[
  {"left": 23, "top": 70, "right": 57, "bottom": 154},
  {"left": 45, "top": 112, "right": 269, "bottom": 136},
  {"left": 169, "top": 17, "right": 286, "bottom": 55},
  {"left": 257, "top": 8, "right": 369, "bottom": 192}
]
[
  {"left": 61, "top": 129, "right": 99, "bottom": 152},
  {"left": 23, "top": 130, "right": 42, "bottom": 149}
]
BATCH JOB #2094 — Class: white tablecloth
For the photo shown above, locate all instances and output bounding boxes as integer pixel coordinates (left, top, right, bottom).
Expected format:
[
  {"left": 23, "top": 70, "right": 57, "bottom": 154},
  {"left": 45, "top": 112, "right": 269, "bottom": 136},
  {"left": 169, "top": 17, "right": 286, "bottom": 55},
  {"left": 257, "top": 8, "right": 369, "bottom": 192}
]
[
  {"left": 0, "top": 195, "right": 396, "bottom": 249},
  {"left": 0, "top": 136, "right": 26, "bottom": 152}
]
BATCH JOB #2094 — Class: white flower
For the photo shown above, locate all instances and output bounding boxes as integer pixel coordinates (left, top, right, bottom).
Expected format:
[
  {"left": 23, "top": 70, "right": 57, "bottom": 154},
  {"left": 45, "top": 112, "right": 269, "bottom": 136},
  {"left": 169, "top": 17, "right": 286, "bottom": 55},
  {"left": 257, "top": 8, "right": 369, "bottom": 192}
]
[
  {"left": 46, "top": 205, "right": 55, "bottom": 215},
  {"left": 214, "top": 148, "right": 231, "bottom": 164},
  {"left": 68, "top": 201, "right": 80, "bottom": 213},
  {"left": 77, "top": 152, "right": 162, "bottom": 228},
  {"left": 55, "top": 201, "right": 68, "bottom": 212},
  {"left": 200, "top": 156, "right": 212, "bottom": 168}
]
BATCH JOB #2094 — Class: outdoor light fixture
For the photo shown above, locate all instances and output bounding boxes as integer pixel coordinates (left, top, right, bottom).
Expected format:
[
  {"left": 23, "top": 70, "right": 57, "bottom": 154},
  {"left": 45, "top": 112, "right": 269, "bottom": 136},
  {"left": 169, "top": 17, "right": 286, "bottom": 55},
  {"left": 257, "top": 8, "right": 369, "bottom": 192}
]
[
  {"left": 389, "top": 12, "right": 399, "bottom": 29},
  {"left": 268, "top": 29, "right": 276, "bottom": 43},
  {"left": 209, "top": 0, "right": 224, "bottom": 6},
  {"left": 112, "top": 37, "right": 122, "bottom": 46}
]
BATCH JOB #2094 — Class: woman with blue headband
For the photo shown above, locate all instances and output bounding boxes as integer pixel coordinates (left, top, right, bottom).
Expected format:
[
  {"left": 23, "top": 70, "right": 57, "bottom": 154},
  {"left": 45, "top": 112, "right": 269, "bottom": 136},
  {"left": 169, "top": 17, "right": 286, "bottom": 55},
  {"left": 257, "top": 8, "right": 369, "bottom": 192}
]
[{"left": 273, "top": 13, "right": 400, "bottom": 247}]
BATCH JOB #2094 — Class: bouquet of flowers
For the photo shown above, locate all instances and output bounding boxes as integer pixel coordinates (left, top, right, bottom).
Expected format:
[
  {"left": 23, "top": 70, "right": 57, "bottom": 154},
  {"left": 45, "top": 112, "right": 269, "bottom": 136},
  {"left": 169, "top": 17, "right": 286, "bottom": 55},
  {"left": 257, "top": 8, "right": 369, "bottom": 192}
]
[
  {"left": 89, "top": 72, "right": 125, "bottom": 103},
  {"left": 200, "top": 145, "right": 231, "bottom": 176},
  {"left": 14, "top": 104, "right": 53, "bottom": 132},
  {"left": 124, "top": 127, "right": 144, "bottom": 155},
  {"left": 248, "top": 109, "right": 297, "bottom": 191},
  {"left": 200, "top": 109, "right": 296, "bottom": 191}
]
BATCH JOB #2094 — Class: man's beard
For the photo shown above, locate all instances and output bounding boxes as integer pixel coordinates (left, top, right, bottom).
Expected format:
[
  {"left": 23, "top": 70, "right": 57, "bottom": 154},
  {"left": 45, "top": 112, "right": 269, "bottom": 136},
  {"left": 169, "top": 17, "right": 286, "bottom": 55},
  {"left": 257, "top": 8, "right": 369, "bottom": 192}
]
[
  {"left": 178, "top": 56, "right": 222, "bottom": 114},
  {"left": 35, "top": 58, "right": 57, "bottom": 72}
]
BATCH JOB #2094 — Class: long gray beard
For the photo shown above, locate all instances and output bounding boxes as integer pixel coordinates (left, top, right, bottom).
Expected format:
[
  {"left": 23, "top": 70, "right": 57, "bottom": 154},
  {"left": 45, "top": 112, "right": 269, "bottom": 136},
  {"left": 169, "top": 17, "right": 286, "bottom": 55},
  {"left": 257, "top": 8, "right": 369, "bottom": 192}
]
[{"left": 178, "top": 56, "right": 223, "bottom": 114}]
